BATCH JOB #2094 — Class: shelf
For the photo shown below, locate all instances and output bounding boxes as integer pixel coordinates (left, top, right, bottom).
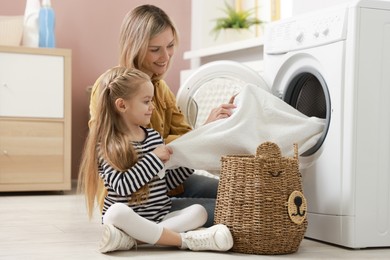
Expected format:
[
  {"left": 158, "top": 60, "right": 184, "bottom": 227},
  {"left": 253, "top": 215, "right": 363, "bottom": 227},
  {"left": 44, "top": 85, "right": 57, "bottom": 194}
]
[{"left": 184, "top": 37, "right": 264, "bottom": 60}]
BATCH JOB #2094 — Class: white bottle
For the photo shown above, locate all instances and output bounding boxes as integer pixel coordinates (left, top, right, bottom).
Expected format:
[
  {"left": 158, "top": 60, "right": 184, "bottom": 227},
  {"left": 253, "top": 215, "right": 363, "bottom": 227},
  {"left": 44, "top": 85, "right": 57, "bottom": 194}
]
[
  {"left": 22, "top": 0, "right": 41, "bottom": 47},
  {"left": 39, "top": 0, "right": 56, "bottom": 48}
]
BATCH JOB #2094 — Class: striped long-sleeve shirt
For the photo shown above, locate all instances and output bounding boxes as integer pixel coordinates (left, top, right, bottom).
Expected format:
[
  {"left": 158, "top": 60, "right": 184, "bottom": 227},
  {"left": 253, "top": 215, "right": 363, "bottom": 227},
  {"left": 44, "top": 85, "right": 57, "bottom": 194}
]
[{"left": 99, "top": 127, "right": 194, "bottom": 223}]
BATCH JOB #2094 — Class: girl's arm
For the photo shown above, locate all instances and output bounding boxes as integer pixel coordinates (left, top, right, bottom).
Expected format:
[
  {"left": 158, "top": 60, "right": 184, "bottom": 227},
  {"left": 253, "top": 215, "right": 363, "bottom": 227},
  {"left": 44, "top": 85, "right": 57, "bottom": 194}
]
[
  {"left": 99, "top": 152, "right": 164, "bottom": 197},
  {"left": 165, "top": 167, "right": 194, "bottom": 191}
]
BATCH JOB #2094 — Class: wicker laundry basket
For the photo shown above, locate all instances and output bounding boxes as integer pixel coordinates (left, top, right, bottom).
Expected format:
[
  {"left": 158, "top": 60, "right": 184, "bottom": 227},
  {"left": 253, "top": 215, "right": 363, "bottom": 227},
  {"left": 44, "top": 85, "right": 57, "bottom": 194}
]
[{"left": 214, "top": 142, "right": 308, "bottom": 255}]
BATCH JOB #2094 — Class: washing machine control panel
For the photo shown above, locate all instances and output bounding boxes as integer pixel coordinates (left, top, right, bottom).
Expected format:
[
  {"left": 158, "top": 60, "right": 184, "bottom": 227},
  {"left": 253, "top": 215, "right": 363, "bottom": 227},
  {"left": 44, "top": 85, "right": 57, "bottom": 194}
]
[{"left": 265, "top": 6, "right": 348, "bottom": 54}]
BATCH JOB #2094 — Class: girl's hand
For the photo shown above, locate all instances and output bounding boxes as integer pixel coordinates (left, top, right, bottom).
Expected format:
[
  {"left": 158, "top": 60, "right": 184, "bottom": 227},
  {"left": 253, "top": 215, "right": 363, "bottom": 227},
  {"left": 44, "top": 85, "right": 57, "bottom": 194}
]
[{"left": 153, "top": 145, "right": 173, "bottom": 163}]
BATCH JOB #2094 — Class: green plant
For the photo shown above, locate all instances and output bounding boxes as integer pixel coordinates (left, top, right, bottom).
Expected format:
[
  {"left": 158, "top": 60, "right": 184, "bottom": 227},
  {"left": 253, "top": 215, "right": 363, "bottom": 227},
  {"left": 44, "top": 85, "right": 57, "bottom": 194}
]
[{"left": 211, "top": 1, "right": 262, "bottom": 39}]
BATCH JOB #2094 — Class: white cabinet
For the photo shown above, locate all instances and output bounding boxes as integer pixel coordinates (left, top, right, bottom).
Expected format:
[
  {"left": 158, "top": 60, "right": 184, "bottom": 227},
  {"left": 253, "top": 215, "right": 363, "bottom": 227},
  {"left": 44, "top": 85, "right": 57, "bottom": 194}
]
[
  {"left": 0, "top": 46, "right": 71, "bottom": 192},
  {"left": 0, "top": 52, "right": 64, "bottom": 118}
]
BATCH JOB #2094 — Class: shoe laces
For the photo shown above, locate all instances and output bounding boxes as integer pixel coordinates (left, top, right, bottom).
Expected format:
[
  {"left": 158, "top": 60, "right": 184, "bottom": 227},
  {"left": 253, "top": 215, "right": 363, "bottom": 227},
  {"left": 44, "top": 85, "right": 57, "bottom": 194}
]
[
  {"left": 116, "top": 228, "right": 135, "bottom": 249},
  {"left": 186, "top": 230, "right": 216, "bottom": 248}
]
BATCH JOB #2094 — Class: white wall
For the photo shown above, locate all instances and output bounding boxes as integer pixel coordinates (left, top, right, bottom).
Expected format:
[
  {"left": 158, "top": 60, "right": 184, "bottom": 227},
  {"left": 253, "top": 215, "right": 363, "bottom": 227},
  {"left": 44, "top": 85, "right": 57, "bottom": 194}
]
[
  {"left": 191, "top": 0, "right": 227, "bottom": 49},
  {"left": 292, "top": 0, "right": 352, "bottom": 15}
]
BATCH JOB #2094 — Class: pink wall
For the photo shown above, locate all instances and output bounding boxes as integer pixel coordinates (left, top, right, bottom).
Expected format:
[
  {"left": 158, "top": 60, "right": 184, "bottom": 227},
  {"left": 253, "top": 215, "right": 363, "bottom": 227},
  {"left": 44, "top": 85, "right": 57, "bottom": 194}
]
[{"left": 0, "top": 0, "right": 191, "bottom": 180}]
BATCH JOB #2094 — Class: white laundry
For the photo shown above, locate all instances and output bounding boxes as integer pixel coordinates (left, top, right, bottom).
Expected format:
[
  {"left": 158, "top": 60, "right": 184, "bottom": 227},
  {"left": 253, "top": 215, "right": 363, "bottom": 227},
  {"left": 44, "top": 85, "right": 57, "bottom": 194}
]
[{"left": 161, "top": 83, "right": 325, "bottom": 175}]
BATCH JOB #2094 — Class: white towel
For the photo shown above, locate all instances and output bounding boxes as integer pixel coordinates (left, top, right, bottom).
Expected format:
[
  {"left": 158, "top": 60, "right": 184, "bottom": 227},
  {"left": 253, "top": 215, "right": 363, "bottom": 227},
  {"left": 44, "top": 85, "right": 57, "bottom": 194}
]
[{"left": 164, "top": 83, "right": 325, "bottom": 173}]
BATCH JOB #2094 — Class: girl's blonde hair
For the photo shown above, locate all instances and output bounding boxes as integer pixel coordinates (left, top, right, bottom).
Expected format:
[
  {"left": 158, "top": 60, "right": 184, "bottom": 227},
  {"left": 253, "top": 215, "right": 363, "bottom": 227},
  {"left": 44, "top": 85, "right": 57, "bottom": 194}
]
[
  {"left": 119, "top": 4, "right": 179, "bottom": 81},
  {"left": 78, "top": 67, "right": 151, "bottom": 218}
]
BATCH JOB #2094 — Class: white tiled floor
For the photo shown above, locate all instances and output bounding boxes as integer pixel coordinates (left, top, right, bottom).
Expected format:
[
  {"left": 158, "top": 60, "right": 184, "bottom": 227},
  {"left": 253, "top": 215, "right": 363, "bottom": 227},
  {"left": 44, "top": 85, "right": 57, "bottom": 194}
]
[{"left": 1, "top": 186, "right": 390, "bottom": 260}]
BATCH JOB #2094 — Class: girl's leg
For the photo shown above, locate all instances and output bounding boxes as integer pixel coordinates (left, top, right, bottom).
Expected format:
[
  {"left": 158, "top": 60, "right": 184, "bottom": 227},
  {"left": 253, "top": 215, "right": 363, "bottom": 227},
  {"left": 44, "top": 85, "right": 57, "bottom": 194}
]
[
  {"left": 103, "top": 203, "right": 207, "bottom": 244},
  {"left": 101, "top": 203, "right": 233, "bottom": 252},
  {"left": 155, "top": 228, "right": 181, "bottom": 246},
  {"left": 158, "top": 204, "right": 207, "bottom": 233},
  {"left": 104, "top": 204, "right": 181, "bottom": 246},
  {"left": 103, "top": 203, "right": 165, "bottom": 245},
  {"left": 171, "top": 173, "right": 218, "bottom": 227},
  {"left": 170, "top": 198, "right": 215, "bottom": 227}
]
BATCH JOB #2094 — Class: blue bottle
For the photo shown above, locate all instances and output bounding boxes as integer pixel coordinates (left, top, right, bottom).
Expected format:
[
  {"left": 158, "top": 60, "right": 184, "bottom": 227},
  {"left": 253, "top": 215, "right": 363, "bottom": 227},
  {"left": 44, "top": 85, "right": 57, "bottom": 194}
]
[{"left": 39, "top": 0, "right": 55, "bottom": 48}]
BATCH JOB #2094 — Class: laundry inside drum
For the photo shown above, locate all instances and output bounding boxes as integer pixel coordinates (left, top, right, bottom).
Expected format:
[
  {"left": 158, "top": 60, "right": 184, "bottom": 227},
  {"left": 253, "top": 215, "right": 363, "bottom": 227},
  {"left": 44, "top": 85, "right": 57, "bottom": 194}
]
[{"left": 285, "top": 73, "right": 331, "bottom": 156}]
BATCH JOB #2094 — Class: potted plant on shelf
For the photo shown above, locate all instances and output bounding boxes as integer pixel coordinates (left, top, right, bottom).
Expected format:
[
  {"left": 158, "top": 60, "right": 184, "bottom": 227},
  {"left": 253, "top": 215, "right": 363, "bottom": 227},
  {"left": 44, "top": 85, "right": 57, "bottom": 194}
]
[{"left": 211, "top": 1, "right": 263, "bottom": 42}]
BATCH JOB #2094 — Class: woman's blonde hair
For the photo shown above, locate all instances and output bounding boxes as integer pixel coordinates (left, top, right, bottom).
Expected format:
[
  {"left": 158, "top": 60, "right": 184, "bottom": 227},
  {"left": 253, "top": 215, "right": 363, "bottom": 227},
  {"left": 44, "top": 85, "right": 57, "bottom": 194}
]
[
  {"left": 78, "top": 67, "right": 151, "bottom": 218},
  {"left": 119, "top": 4, "right": 179, "bottom": 81}
]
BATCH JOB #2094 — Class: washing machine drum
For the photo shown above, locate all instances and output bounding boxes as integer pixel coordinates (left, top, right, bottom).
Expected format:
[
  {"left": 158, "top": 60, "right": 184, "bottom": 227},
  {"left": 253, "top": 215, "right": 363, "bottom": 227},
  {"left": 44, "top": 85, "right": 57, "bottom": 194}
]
[
  {"left": 176, "top": 60, "right": 269, "bottom": 129},
  {"left": 283, "top": 72, "right": 331, "bottom": 156}
]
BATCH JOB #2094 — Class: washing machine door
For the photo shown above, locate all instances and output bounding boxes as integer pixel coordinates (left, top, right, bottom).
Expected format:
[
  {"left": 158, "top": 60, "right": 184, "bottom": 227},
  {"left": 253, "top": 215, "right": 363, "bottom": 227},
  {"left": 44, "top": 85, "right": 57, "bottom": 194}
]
[
  {"left": 271, "top": 56, "right": 331, "bottom": 157},
  {"left": 177, "top": 60, "right": 269, "bottom": 128}
]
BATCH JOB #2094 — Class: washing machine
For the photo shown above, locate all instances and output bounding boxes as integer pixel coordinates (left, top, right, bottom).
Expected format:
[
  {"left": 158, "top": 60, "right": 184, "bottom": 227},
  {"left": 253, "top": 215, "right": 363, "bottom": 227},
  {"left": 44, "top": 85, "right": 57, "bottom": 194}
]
[
  {"left": 264, "top": 0, "right": 390, "bottom": 248},
  {"left": 177, "top": 60, "right": 268, "bottom": 129}
]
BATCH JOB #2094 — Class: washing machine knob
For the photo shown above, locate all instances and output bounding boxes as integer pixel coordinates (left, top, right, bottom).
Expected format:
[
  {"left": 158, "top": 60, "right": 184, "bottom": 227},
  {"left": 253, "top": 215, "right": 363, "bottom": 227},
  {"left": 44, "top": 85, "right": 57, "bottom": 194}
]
[
  {"left": 296, "top": 32, "right": 304, "bottom": 43},
  {"left": 322, "top": 28, "right": 330, "bottom": 36}
]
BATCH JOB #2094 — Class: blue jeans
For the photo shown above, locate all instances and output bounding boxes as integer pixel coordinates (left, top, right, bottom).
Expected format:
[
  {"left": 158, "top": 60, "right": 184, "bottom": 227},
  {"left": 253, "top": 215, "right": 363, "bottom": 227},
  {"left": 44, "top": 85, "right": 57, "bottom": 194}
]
[{"left": 170, "top": 173, "right": 219, "bottom": 227}]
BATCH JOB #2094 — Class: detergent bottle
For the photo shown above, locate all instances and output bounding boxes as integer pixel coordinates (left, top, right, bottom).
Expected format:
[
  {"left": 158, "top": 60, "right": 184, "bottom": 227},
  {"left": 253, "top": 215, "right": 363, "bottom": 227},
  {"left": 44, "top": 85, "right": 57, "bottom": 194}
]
[
  {"left": 39, "top": 0, "right": 56, "bottom": 48},
  {"left": 22, "top": 0, "right": 41, "bottom": 47}
]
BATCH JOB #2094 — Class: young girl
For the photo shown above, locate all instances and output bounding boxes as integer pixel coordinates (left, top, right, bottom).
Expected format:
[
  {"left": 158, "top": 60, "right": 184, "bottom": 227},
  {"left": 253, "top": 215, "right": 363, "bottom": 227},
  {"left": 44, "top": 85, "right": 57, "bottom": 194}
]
[{"left": 78, "top": 67, "right": 233, "bottom": 253}]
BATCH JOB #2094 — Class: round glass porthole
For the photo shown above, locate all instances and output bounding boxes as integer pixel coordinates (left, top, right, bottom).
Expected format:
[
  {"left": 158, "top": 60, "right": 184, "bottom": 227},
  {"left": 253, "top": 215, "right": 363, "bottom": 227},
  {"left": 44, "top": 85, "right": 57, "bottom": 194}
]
[{"left": 284, "top": 72, "right": 331, "bottom": 156}]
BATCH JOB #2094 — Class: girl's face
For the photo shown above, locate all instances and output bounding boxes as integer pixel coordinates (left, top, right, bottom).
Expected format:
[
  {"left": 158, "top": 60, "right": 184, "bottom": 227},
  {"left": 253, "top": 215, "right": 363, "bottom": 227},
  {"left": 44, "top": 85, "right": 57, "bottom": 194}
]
[
  {"left": 141, "top": 27, "right": 175, "bottom": 77},
  {"left": 121, "top": 81, "right": 155, "bottom": 128}
]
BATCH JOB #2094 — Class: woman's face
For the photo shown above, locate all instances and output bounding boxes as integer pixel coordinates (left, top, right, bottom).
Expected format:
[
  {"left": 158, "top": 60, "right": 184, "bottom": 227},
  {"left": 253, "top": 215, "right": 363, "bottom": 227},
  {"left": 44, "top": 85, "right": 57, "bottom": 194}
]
[{"left": 141, "top": 27, "right": 175, "bottom": 78}]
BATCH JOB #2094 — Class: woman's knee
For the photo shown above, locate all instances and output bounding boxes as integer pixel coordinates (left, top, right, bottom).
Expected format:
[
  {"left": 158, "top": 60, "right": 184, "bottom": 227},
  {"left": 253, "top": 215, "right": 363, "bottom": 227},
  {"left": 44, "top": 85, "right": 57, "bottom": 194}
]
[{"left": 182, "top": 174, "right": 219, "bottom": 198}]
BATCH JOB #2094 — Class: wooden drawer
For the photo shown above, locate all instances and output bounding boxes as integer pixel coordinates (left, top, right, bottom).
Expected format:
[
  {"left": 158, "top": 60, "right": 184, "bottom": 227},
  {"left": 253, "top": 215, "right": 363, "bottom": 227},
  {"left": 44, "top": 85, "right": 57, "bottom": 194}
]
[{"left": 0, "top": 120, "right": 65, "bottom": 186}]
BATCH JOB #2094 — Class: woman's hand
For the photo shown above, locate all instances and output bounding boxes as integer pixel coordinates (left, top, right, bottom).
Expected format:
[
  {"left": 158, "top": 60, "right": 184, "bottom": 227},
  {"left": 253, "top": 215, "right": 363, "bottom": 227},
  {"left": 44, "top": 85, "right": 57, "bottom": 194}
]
[
  {"left": 203, "top": 94, "right": 238, "bottom": 125},
  {"left": 153, "top": 145, "right": 173, "bottom": 163}
]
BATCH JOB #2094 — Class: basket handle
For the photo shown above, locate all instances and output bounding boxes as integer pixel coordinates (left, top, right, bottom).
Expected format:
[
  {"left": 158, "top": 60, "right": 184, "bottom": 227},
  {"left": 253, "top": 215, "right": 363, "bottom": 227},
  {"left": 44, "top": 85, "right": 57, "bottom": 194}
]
[
  {"left": 256, "top": 142, "right": 299, "bottom": 159},
  {"left": 256, "top": 142, "right": 281, "bottom": 158}
]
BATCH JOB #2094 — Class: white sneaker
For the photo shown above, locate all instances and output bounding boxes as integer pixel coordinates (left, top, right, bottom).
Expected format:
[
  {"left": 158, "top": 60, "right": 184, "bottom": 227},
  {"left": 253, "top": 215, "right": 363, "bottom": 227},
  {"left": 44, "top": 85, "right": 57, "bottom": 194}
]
[
  {"left": 181, "top": 224, "right": 233, "bottom": 251},
  {"left": 99, "top": 224, "right": 136, "bottom": 253}
]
